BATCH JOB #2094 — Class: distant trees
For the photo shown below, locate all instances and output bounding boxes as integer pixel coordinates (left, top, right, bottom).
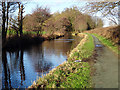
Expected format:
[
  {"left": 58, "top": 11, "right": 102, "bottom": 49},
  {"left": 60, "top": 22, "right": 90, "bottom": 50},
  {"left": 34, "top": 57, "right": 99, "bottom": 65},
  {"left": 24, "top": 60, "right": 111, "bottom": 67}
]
[
  {"left": 82, "top": 1, "right": 119, "bottom": 25},
  {"left": 43, "top": 7, "right": 103, "bottom": 34},
  {"left": 23, "top": 6, "right": 51, "bottom": 36}
]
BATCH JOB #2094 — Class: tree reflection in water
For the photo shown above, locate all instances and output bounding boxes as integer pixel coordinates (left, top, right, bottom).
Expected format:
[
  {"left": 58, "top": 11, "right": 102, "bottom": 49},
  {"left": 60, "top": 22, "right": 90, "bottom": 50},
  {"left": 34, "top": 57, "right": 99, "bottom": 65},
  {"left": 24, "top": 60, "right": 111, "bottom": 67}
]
[
  {"left": 19, "top": 50, "right": 25, "bottom": 86},
  {"left": 2, "top": 50, "right": 12, "bottom": 89},
  {"left": 25, "top": 44, "right": 53, "bottom": 74},
  {"left": 2, "top": 44, "right": 53, "bottom": 88},
  {"left": 2, "top": 50, "right": 26, "bottom": 88}
]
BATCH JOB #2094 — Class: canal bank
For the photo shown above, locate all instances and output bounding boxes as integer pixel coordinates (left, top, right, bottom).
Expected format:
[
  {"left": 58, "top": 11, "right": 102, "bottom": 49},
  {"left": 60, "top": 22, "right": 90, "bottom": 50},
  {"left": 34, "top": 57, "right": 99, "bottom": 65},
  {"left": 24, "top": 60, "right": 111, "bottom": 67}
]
[{"left": 29, "top": 33, "right": 95, "bottom": 88}]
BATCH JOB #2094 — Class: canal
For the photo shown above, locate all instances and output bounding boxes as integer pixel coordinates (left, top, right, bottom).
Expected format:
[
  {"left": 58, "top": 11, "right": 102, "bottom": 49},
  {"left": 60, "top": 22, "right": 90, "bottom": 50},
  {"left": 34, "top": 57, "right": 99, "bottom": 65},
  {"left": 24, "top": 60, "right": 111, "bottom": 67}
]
[{"left": 2, "top": 34, "right": 81, "bottom": 88}]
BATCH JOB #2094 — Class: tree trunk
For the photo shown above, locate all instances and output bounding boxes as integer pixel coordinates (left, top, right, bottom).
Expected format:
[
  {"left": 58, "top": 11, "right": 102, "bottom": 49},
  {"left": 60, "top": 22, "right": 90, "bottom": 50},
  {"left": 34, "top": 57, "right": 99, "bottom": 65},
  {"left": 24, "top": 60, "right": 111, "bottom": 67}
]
[
  {"left": 18, "top": 3, "right": 23, "bottom": 37},
  {"left": 5, "top": 2, "right": 10, "bottom": 39},
  {"left": 20, "top": 5, "right": 23, "bottom": 37},
  {"left": 18, "top": 3, "right": 20, "bottom": 37},
  {"left": 2, "top": 2, "right": 6, "bottom": 46}
]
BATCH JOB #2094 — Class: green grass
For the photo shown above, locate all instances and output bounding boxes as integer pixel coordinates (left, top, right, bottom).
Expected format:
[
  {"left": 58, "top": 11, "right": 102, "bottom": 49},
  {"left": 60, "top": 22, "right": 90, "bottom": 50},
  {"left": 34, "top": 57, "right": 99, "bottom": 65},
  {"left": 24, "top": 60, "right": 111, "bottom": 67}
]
[
  {"left": 42, "top": 31, "right": 47, "bottom": 34},
  {"left": 7, "top": 29, "right": 17, "bottom": 36},
  {"left": 60, "top": 62, "right": 91, "bottom": 88},
  {"left": 69, "top": 33, "right": 94, "bottom": 60},
  {"left": 92, "top": 33, "right": 119, "bottom": 55},
  {"left": 79, "top": 34, "right": 94, "bottom": 59},
  {"left": 29, "top": 33, "right": 94, "bottom": 88},
  {"left": 32, "top": 62, "right": 92, "bottom": 88},
  {"left": 23, "top": 30, "right": 37, "bottom": 35}
]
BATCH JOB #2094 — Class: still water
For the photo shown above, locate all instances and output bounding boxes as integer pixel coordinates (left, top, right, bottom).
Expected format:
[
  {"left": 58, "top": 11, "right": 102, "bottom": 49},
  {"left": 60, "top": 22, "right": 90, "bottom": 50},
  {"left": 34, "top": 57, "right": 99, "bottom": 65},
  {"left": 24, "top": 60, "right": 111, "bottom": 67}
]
[{"left": 2, "top": 35, "right": 81, "bottom": 88}]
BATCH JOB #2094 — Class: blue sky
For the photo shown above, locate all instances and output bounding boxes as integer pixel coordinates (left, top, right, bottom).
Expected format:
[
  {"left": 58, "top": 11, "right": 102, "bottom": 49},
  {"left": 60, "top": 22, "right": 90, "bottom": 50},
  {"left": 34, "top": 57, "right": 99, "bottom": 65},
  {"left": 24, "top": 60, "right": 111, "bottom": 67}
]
[{"left": 24, "top": 0, "right": 87, "bottom": 15}]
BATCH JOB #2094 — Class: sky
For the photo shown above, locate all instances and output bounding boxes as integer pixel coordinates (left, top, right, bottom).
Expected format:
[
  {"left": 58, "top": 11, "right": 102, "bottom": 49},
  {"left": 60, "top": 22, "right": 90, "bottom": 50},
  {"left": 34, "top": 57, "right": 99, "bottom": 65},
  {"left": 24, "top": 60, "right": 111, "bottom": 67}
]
[
  {"left": 24, "top": 0, "right": 87, "bottom": 15},
  {"left": 22, "top": 0, "right": 113, "bottom": 27}
]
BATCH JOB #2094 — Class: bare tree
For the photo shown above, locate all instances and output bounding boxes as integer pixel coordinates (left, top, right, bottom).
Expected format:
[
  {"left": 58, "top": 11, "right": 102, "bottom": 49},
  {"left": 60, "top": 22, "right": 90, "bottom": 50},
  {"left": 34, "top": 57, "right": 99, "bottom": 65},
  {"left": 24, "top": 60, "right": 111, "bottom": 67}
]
[
  {"left": 82, "top": 1, "right": 120, "bottom": 25},
  {"left": 9, "top": 16, "right": 19, "bottom": 36},
  {"left": 2, "top": 2, "right": 6, "bottom": 45},
  {"left": 18, "top": 2, "right": 24, "bottom": 37},
  {"left": 1, "top": 1, "right": 18, "bottom": 46},
  {"left": 23, "top": 6, "right": 51, "bottom": 36},
  {"left": 32, "top": 6, "right": 51, "bottom": 36}
]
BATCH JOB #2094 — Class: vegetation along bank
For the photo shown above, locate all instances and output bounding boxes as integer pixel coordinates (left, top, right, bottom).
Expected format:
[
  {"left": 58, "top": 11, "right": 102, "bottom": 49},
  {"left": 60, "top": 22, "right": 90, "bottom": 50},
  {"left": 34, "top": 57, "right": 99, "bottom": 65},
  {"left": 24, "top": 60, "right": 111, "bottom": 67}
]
[{"left": 29, "top": 33, "right": 95, "bottom": 88}]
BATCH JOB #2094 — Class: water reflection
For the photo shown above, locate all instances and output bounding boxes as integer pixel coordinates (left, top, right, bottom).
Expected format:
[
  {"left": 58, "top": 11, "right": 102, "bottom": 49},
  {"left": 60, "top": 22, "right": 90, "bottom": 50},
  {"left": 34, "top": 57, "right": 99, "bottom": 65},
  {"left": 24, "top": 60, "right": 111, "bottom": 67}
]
[
  {"left": 2, "top": 50, "right": 12, "bottom": 89},
  {"left": 2, "top": 34, "right": 81, "bottom": 88},
  {"left": 19, "top": 50, "right": 25, "bottom": 86},
  {"left": 2, "top": 50, "right": 26, "bottom": 88}
]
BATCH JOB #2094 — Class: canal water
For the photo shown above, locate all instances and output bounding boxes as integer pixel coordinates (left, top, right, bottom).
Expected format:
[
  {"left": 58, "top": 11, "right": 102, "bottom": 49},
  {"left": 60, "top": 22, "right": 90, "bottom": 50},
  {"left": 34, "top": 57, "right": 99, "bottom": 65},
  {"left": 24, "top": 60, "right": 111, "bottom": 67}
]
[{"left": 2, "top": 34, "right": 81, "bottom": 88}]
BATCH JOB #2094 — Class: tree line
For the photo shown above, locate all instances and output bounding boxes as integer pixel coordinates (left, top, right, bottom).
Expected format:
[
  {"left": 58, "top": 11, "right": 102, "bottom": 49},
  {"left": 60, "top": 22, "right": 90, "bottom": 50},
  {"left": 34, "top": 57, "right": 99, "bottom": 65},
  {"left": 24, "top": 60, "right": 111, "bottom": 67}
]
[{"left": 23, "top": 6, "right": 103, "bottom": 36}]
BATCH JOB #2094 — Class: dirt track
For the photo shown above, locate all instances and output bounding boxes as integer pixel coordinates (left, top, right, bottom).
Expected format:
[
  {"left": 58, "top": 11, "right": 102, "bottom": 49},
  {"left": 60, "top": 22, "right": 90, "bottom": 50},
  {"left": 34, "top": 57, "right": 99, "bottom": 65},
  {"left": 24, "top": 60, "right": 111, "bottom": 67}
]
[{"left": 92, "top": 35, "right": 118, "bottom": 88}]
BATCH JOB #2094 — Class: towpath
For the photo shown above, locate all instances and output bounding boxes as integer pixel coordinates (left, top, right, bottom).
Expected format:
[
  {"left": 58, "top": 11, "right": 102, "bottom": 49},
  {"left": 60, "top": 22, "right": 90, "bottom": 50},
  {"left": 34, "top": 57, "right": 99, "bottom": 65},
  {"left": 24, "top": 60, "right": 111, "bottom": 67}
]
[{"left": 92, "top": 35, "right": 118, "bottom": 88}]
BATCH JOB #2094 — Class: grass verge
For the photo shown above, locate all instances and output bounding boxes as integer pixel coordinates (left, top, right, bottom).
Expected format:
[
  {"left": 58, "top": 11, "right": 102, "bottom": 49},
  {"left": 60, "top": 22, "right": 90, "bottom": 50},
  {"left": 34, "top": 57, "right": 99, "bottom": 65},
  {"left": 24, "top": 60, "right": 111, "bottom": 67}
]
[
  {"left": 29, "top": 33, "right": 94, "bottom": 88},
  {"left": 92, "top": 33, "right": 119, "bottom": 55},
  {"left": 68, "top": 33, "right": 94, "bottom": 61}
]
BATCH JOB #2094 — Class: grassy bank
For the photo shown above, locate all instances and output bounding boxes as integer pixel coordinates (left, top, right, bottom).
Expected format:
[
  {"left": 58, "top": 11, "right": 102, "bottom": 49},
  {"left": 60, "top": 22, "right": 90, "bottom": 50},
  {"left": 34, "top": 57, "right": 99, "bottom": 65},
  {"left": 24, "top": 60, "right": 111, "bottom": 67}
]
[
  {"left": 68, "top": 33, "right": 94, "bottom": 60},
  {"left": 92, "top": 33, "right": 119, "bottom": 55},
  {"left": 29, "top": 33, "right": 95, "bottom": 88}
]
